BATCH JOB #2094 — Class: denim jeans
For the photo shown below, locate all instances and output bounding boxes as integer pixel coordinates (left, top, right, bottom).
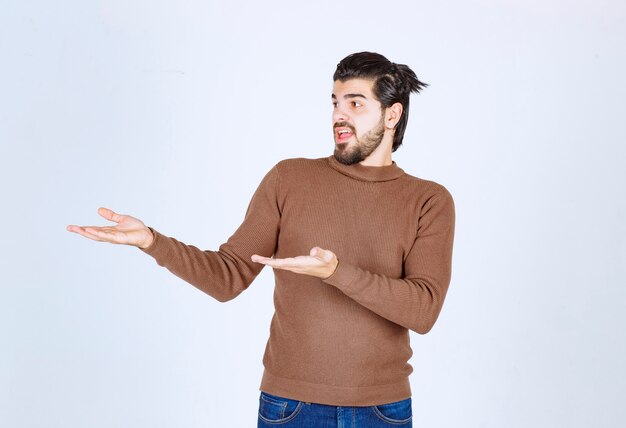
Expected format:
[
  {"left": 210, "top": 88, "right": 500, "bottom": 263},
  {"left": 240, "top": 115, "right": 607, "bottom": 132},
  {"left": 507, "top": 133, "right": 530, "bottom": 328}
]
[{"left": 258, "top": 391, "right": 412, "bottom": 427}]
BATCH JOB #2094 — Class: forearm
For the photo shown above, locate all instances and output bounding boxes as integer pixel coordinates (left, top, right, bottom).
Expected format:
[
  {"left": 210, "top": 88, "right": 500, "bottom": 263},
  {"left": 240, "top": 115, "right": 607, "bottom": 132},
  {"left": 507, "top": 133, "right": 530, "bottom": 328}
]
[
  {"left": 139, "top": 164, "right": 282, "bottom": 302},
  {"left": 140, "top": 227, "right": 267, "bottom": 302},
  {"left": 324, "top": 189, "right": 455, "bottom": 334},
  {"left": 322, "top": 261, "right": 449, "bottom": 334}
]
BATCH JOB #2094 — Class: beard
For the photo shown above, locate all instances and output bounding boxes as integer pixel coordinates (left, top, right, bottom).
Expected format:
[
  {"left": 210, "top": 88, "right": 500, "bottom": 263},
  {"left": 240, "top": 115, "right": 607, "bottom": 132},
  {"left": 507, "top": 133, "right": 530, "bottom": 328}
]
[{"left": 333, "top": 114, "right": 385, "bottom": 166}]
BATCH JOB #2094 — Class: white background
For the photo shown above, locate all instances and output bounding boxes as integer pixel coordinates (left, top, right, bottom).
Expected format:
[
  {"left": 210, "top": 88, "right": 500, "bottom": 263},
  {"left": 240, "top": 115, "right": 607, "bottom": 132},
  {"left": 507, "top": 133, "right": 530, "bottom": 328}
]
[{"left": 1, "top": 0, "right": 625, "bottom": 427}]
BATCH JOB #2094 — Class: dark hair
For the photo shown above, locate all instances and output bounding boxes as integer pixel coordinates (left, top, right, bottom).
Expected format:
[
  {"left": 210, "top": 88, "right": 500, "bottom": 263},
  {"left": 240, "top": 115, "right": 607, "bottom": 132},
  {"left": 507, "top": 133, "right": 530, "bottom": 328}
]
[{"left": 333, "top": 52, "right": 428, "bottom": 152}]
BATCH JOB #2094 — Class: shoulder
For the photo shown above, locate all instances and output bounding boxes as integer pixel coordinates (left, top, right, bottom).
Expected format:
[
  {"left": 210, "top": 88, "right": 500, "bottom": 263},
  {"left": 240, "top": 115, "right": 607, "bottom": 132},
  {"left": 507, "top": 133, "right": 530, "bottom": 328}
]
[
  {"left": 399, "top": 171, "right": 454, "bottom": 203},
  {"left": 275, "top": 156, "right": 327, "bottom": 169},
  {"left": 272, "top": 156, "right": 328, "bottom": 178},
  {"left": 396, "top": 174, "right": 455, "bottom": 232}
]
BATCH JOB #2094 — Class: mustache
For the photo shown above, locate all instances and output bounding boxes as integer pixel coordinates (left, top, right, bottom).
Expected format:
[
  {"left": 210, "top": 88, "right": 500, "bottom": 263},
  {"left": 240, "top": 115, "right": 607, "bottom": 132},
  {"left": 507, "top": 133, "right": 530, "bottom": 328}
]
[{"left": 333, "top": 122, "right": 355, "bottom": 132}]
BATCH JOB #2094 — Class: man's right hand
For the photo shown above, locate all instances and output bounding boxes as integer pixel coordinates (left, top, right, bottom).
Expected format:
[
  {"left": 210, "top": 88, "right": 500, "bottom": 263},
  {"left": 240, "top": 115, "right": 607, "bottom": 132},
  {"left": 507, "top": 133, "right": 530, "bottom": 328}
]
[{"left": 67, "top": 207, "right": 154, "bottom": 249}]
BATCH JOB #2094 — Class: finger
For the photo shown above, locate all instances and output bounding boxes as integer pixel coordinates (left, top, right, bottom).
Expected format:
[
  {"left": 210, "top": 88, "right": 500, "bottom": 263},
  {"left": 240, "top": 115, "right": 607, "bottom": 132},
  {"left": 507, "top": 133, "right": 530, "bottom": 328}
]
[
  {"left": 67, "top": 225, "right": 102, "bottom": 233},
  {"left": 252, "top": 257, "right": 279, "bottom": 266},
  {"left": 84, "top": 227, "right": 117, "bottom": 239},
  {"left": 251, "top": 254, "right": 271, "bottom": 262},
  {"left": 80, "top": 225, "right": 117, "bottom": 239},
  {"left": 97, "top": 207, "right": 122, "bottom": 223},
  {"left": 68, "top": 225, "right": 106, "bottom": 242},
  {"left": 251, "top": 255, "right": 280, "bottom": 268},
  {"left": 256, "top": 257, "right": 298, "bottom": 268}
]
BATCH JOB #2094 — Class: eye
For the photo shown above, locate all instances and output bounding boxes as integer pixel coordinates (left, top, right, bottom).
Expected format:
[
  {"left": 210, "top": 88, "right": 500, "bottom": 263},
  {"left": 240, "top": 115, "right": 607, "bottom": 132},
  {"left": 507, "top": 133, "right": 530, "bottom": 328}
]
[
  {"left": 332, "top": 101, "right": 338, "bottom": 108},
  {"left": 352, "top": 101, "right": 362, "bottom": 107}
]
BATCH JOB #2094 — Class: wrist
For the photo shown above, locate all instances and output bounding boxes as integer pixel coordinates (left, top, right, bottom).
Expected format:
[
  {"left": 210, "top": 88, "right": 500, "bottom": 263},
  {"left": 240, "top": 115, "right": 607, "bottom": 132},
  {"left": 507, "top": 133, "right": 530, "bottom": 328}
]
[
  {"left": 139, "top": 227, "right": 155, "bottom": 249},
  {"left": 324, "top": 258, "right": 339, "bottom": 279}
]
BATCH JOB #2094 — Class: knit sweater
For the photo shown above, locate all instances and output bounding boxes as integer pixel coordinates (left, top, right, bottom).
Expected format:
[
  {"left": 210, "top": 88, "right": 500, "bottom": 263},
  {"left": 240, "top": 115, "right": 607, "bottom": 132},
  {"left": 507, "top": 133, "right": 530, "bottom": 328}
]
[{"left": 139, "top": 155, "right": 455, "bottom": 406}]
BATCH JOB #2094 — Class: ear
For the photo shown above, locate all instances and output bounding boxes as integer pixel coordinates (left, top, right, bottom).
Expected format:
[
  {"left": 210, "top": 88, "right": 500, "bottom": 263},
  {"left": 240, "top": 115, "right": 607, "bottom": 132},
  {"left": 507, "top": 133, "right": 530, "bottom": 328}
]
[{"left": 384, "top": 102, "right": 403, "bottom": 129}]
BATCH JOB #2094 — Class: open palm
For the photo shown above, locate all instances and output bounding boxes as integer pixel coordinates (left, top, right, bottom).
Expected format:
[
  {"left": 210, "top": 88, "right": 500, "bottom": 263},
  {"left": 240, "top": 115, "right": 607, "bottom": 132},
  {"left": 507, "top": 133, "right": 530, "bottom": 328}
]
[{"left": 67, "top": 207, "right": 153, "bottom": 249}]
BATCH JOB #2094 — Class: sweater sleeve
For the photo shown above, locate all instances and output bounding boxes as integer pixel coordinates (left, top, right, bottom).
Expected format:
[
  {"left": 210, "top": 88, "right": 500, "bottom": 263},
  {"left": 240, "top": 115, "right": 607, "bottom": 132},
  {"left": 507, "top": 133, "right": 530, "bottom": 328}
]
[
  {"left": 138, "top": 165, "right": 282, "bottom": 302},
  {"left": 322, "top": 187, "right": 455, "bottom": 334}
]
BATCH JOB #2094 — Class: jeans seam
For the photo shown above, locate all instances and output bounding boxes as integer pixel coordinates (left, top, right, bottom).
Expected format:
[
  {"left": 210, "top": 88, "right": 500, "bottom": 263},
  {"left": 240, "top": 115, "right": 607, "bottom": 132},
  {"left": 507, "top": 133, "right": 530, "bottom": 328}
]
[
  {"left": 371, "top": 405, "right": 412, "bottom": 425},
  {"left": 258, "top": 393, "right": 304, "bottom": 425}
]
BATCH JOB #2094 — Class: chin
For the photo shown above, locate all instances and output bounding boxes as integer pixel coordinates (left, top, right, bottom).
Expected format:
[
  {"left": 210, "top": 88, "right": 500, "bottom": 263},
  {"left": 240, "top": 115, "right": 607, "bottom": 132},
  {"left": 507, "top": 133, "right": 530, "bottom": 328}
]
[{"left": 333, "top": 148, "right": 363, "bottom": 166}]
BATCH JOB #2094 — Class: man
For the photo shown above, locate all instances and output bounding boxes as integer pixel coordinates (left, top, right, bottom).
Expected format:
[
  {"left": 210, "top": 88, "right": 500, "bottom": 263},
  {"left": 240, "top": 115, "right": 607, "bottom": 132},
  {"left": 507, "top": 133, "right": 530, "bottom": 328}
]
[{"left": 67, "top": 52, "right": 455, "bottom": 427}]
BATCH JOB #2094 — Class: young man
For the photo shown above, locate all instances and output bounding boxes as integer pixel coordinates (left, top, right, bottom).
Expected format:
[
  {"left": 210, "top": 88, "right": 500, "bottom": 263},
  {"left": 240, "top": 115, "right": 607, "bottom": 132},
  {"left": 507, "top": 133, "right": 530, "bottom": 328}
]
[{"left": 67, "top": 52, "right": 455, "bottom": 427}]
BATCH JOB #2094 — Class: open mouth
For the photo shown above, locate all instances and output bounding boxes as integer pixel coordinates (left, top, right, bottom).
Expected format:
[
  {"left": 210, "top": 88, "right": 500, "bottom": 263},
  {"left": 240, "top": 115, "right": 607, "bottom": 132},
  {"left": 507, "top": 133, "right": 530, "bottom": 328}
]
[{"left": 334, "top": 126, "right": 354, "bottom": 143}]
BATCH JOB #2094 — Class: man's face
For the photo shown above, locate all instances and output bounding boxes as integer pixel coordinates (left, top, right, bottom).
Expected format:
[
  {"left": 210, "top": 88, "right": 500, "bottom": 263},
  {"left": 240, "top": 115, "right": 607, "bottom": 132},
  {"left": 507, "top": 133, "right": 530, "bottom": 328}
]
[{"left": 332, "top": 78, "right": 386, "bottom": 165}]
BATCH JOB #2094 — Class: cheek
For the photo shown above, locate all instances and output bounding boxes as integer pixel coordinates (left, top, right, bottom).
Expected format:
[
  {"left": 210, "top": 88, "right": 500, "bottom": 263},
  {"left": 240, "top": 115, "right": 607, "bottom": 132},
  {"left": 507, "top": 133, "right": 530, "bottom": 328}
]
[{"left": 356, "top": 117, "right": 378, "bottom": 134}]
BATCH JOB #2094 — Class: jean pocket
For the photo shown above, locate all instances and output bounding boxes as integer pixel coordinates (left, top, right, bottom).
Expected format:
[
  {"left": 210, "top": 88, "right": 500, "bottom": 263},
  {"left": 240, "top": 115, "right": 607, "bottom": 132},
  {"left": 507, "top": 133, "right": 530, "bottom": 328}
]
[
  {"left": 258, "top": 392, "right": 304, "bottom": 424},
  {"left": 372, "top": 397, "right": 412, "bottom": 424}
]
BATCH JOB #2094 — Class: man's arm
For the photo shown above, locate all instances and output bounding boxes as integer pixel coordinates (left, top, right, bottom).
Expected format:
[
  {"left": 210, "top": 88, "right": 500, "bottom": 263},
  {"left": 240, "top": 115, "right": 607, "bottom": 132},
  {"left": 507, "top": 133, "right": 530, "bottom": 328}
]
[
  {"left": 322, "top": 190, "right": 455, "bottom": 334},
  {"left": 67, "top": 164, "right": 282, "bottom": 302},
  {"left": 253, "top": 188, "right": 455, "bottom": 334},
  {"left": 139, "top": 164, "right": 282, "bottom": 302}
]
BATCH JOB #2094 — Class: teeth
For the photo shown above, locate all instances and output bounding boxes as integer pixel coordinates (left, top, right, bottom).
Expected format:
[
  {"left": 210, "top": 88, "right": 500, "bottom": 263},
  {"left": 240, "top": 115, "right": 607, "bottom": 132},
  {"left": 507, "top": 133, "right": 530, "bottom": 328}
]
[{"left": 338, "top": 130, "right": 350, "bottom": 135}]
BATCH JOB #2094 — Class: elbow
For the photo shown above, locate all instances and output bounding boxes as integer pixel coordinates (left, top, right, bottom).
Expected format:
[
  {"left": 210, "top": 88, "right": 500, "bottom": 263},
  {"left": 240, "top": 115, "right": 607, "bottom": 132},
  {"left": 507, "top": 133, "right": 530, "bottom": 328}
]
[
  {"left": 408, "top": 301, "right": 443, "bottom": 335},
  {"left": 410, "top": 318, "right": 436, "bottom": 335},
  {"left": 209, "top": 287, "right": 245, "bottom": 303},
  {"left": 195, "top": 280, "right": 246, "bottom": 303},
  {"left": 408, "top": 280, "right": 447, "bottom": 334},
  {"left": 213, "top": 293, "right": 233, "bottom": 303}
]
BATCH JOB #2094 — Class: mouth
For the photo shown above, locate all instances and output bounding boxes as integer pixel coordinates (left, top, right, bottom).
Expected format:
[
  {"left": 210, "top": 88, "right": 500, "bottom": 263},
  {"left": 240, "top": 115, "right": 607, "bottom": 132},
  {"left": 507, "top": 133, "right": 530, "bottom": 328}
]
[{"left": 334, "top": 125, "right": 354, "bottom": 144}]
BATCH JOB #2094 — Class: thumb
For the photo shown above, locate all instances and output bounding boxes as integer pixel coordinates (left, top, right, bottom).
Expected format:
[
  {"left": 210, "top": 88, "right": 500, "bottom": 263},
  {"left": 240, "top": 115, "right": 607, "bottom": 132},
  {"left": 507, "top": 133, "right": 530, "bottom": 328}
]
[
  {"left": 310, "top": 247, "right": 332, "bottom": 260},
  {"left": 310, "top": 247, "right": 325, "bottom": 258},
  {"left": 98, "top": 207, "right": 122, "bottom": 223}
]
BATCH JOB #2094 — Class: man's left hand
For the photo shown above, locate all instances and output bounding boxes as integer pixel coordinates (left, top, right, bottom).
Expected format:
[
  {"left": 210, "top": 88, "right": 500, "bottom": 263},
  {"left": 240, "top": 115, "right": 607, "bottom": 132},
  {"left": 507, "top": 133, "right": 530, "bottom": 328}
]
[{"left": 251, "top": 247, "right": 339, "bottom": 280}]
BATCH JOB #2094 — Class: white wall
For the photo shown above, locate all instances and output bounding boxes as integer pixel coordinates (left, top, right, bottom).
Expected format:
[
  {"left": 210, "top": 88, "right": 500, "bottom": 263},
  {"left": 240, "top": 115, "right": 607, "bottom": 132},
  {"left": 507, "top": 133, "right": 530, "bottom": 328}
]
[{"left": 1, "top": 0, "right": 624, "bottom": 426}]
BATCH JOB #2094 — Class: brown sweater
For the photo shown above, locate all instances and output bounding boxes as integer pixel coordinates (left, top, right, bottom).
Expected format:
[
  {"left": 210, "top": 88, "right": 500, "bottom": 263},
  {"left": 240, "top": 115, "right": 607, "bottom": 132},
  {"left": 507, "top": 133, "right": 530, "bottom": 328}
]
[{"left": 140, "top": 155, "right": 455, "bottom": 406}]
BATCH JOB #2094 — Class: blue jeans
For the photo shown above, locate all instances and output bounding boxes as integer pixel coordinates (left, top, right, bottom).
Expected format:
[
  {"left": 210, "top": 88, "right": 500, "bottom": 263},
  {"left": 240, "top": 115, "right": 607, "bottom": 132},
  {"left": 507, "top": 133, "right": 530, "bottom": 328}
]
[{"left": 257, "top": 391, "right": 412, "bottom": 427}]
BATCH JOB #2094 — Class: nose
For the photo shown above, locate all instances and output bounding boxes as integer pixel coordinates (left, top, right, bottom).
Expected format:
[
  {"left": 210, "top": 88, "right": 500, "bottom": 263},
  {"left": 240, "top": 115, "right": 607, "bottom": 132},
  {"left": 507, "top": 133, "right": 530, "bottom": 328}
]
[{"left": 332, "top": 103, "right": 349, "bottom": 124}]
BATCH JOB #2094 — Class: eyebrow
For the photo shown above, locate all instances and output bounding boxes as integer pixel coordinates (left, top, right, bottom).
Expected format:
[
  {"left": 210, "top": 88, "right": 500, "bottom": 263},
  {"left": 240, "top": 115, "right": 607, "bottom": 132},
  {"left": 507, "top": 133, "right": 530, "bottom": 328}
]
[{"left": 331, "top": 93, "right": 368, "bottom": 100}]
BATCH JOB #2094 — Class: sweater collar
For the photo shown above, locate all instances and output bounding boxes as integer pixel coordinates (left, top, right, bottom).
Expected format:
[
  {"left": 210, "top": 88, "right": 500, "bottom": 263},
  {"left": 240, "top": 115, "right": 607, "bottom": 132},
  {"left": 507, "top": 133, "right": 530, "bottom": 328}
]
[{"left": 326, "top": 155, "right": 405, "bottom": 182}]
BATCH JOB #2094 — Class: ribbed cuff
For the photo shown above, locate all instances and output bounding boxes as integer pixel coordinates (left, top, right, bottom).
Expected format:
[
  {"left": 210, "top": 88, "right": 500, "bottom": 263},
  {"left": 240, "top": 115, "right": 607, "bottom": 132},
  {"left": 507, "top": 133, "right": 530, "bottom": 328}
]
[
  {"left": 138, "top": 226, "right": 161, "bottom": 256},
  {"left": 321, "top": 260, "right": 359, "bottom": 293}
]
